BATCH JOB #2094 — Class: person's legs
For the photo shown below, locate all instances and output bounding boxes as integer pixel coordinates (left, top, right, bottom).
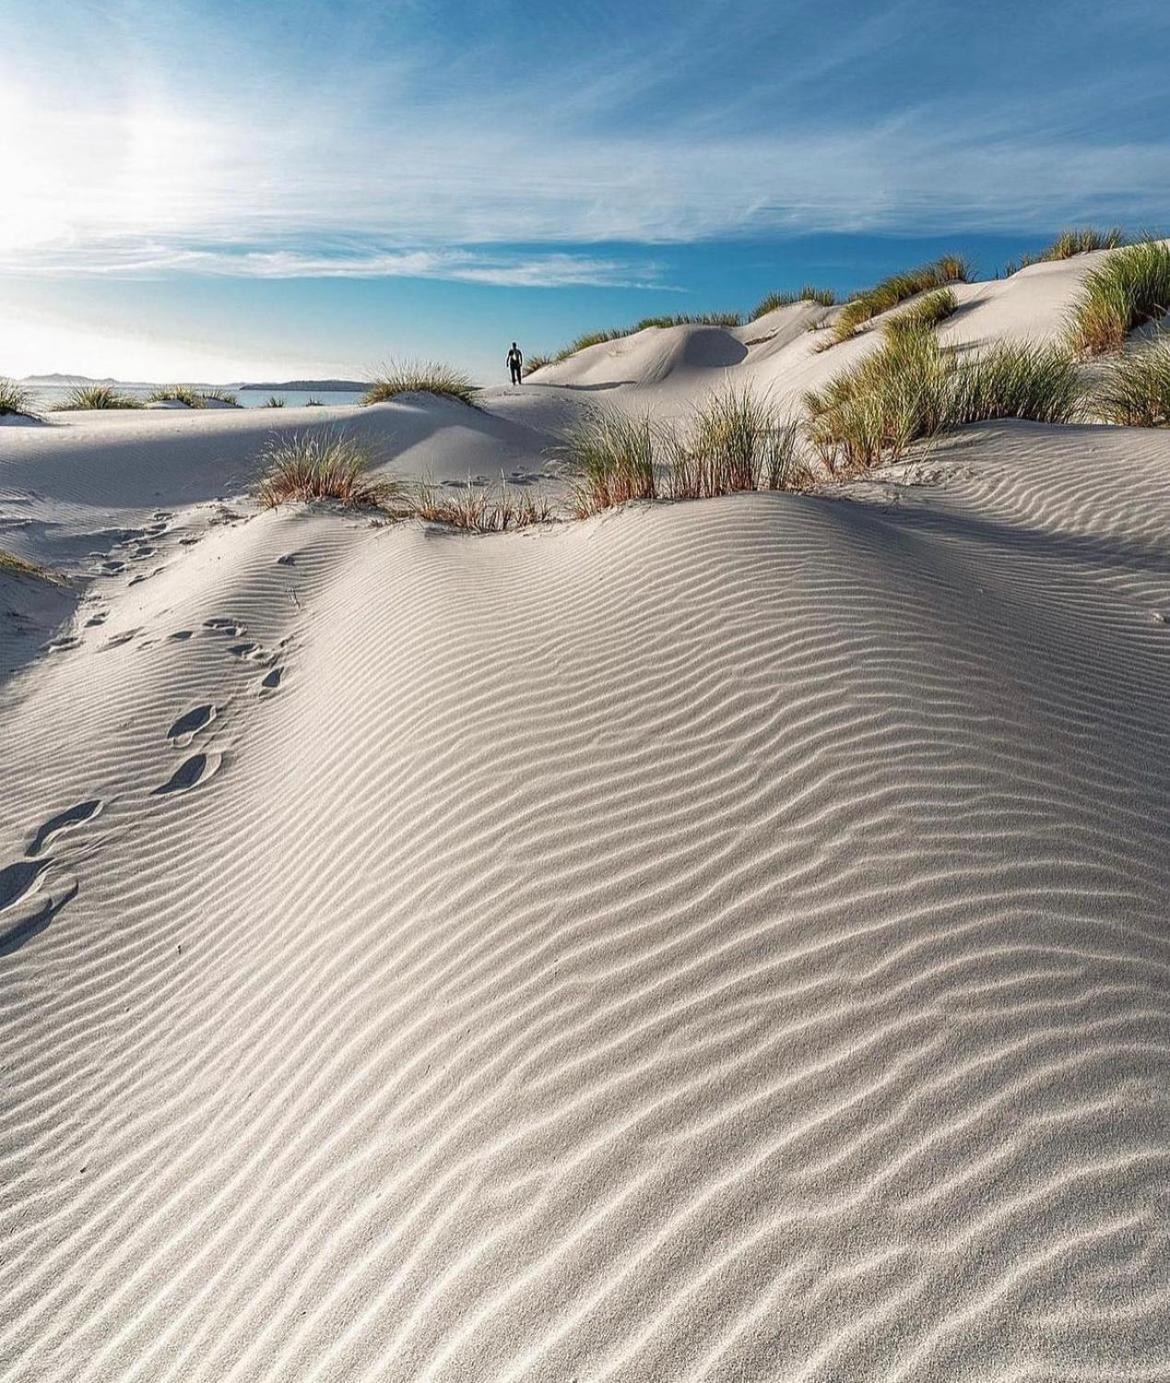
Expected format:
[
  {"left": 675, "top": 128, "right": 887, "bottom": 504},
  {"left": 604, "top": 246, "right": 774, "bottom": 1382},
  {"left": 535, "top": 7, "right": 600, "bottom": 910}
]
[{"left": 510, "top": 364, "right": 522, "bottom": 384}]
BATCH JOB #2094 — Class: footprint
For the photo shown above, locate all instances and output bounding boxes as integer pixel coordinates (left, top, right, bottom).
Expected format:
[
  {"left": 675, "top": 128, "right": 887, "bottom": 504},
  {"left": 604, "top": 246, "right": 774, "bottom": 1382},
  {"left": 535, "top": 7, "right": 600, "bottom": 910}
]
[
  {"left": 155, "top": 751, "right": 222, "bottom": 795},
  {"left": 104, "top": 630, "right": 137, "bottom": 649},
  {"left": 153, "top": 510, "right": 174, "bottom": 521},
  {"left": 44, "top": 636, "right": 80, "bottom": 653},
  {"left": 27, "top": 800, "right": 102, "bottom": 857},
  {"left": 98, "top": 560, "right": 126, "bottom": 575},
  {"left": 227, "top": 642, "right": 264, "bottom": 660},
  {"left": 167, "top": 704, "right": 216, "bottom": 746},
  {"left": 276, "top": 553, "right": 297, "bottom": 566},
  {"left": 0, "top": 858, "right": 51, "bottom": 913},
  {"left": 169, "top": 630, "right": 194, "bottom": 641},
  {"left": 204, "top": 618, "right": 244, "bottom": 636},
  {"left": 85, "top": 614, "right": 108, "bottom": 628},
  {"left": 0, "top": 875, "right": 77, "bottom": 957},
  {"left": 259, "top": 666, "right": 283, "bottom": 693},
  {"left": 179, "top": 537, "right": 201, "bottom": 547}
]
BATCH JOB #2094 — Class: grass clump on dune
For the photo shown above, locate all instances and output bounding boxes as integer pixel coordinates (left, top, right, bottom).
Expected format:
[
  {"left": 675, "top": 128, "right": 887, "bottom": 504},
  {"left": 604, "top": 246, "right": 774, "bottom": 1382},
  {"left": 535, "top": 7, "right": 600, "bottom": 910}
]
[
  {"left": 412, "top": 481, "right": 554, "bottom": 531},
  {"left": 255, "top": 432, "right": 409, "bottom": 510},
  {"left": 265, "top": 395, "right": 286, "bottom": 408},
  {"left": 553, "top": 314, "right": 742, "bottom": 363},
  {"left": 147, "top": 385, "right": 239, "bottom": 407},
  {"left": 362, "top": 360, "right": 478, "bottom": 407},
  {"left": 1090, "top": 338, "right": 1170, "bottom": 426},
  {"left": 57, "top": 384, "right": 143, "bottom": 410},
  {"left": 805, "top": 328, "right": 1082, "bottom": 472},
  {"left": 830, "top": 256, "right": 972, "bottom": 345},
  {"left": 0, "top": 548, "right": 52, "bottom": 579},
  {"left": 1006, "top": 228, "right": 1128, "bottom": 274},
  {"left": 672, "top": 387, "right": 808, "bottom": 497},
  {"left": 558, "top": 411, "right": 658, "bottom": 516},
  {"left": 523, "top": 353, "right": 552, "bottom": 377},
  {"left": 1067, "top": 240, "right": 1170, "bottom": 355},
  {"left": 750, "top": 286, "right": 838, "bottom": 319},
  {"left": 882, "top": 287, "right": 959, "bottom": 338},
  {"left": 0, "top": 378, "right": 38, "bottom": 418}
]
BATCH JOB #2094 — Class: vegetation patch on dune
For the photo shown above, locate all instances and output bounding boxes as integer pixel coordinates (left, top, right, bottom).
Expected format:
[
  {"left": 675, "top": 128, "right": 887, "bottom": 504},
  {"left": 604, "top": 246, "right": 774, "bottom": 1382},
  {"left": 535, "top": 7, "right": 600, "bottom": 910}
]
[
  {"left": 522, "top": 353, "right": 553, "bottom": 378},
  {"left": 806, "top": 328, "right": 1082, "bottom": 471},
  {"left": 672, "top": 388, "right": 808, "bottom": 498},
  {"left": 147, "top": 386, "right": 240, "bottom": 408},
  {"left": 255, "top": 433, "right": 409, "bottom": 510},
  {"left": 0, "top": 548, "right": 54, "bottom": 580},
  {"left": 0, "top": 378, "right": 39, "bottom": 419},
  {"left": 56, "top": 384, "right": 144, "bottom": 410},
  {"left": 882, "top": 288, "right": 959, "bottom": 338},
  {"left": 1090, "top": 337, "right": 1170, "bottom": 426},
  {"left": 1067, "top": 240, "right": 1170, "bottom": 355},
  {"left": 362, "top": 361, "right": 479, "bottom": 407},
  {"left": 750, "top": 286, "right": 838, "bottom": 320},
  {"left": 553, "top": 313, "right": 743, "bottom": 363},
  {"left": 829, "top": 256, "right": 971, "bottom": 345},
  {"left": 1005, "top": 228, "right": 1128, "bottom": 275},
  {"left": 412, "top": 481, "right": 554, "bottom": 531},
  {"left": 559, "top": 388, "right": 811, "bottom": 516}
]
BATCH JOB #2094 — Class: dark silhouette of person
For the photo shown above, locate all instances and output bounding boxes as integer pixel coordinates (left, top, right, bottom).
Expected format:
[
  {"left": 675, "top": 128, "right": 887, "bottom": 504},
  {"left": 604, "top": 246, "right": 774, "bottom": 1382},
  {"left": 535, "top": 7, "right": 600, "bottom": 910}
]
[{"left": 506, "top": 342, "right": 523, "bottom": 385}]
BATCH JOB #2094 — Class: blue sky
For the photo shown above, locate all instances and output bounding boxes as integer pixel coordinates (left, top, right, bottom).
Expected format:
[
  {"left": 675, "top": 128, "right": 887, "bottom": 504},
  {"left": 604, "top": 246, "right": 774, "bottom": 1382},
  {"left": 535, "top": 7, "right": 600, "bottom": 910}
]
[{"left": 2, "top": 0, "right": 1168, "bottom": 382}]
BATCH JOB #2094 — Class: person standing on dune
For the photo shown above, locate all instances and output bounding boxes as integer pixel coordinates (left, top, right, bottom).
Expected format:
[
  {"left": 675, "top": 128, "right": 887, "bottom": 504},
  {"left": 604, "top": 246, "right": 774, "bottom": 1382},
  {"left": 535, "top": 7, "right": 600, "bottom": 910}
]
[{"left": 506, "top": 342, "right": 524, "bottom": 385}]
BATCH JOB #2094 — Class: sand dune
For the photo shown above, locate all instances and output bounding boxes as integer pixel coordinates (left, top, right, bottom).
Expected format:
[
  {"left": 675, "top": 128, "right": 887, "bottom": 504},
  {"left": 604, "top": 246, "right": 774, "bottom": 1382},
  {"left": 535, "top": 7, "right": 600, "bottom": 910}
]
[{"left": 3, "top": 256, "right": 1170, "bottom": 1379}]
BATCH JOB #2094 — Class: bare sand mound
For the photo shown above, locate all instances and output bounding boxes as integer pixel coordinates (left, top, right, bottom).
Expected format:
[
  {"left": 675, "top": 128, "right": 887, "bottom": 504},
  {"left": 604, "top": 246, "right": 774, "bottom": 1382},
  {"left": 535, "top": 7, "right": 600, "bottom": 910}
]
[{"left": 1, "top": 421, "right": 1168, "bottom": 1380}]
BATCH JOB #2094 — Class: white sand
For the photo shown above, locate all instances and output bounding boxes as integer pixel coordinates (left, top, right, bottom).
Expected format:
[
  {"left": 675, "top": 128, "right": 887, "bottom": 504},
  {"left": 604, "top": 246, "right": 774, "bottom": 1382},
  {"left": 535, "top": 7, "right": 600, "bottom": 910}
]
[{"left": 2, "top": 258, "right": 1170, "bottom": 1381}]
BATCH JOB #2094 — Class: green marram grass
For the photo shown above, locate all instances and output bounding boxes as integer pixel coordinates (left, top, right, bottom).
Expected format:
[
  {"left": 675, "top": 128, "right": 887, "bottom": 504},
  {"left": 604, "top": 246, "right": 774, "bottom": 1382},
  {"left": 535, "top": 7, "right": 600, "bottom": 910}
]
[
  {"left": 672, "top": 387, "right": 808, "bottom": 497},
  {"left": 750, "top": 286, "right": 838, "bottom": 320},
  {"left": 362, "top": 361, "right": 479, "bottom": 406},
  {"left": 57, "top": 384, "right": 144, "bottom": 410},
  {"left": 522, "top": 353, "right": 553, "bottom": 377},
  {"left": 1005, "top": 227, "right": 1128, "bottom": 274},
  {"left": 557, "top": 410, "right": 658, "bottom": 516},
  {"left": 882, "top": 288, "right": 959, "bottom": 338},
  {"left": 553, "top": 313, "right": 742, "bottom": 363},
  {"left": 805, "top": 328, "right": 1083, "bottom": 472},
  {"left": 1089, "top": 338, "right": 1170, "bottom": 426},
  {"left": 830, "top": 256, "right": 972, "bottom": 345},
  {"left": 1067, "top": 240, "right": 1170, "bottom": 355}
]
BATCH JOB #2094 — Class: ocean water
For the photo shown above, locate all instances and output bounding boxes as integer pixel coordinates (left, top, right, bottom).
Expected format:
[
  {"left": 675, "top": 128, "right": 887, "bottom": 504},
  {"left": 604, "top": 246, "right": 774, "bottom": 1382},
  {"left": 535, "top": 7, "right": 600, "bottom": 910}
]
[{"left": 25, "top": 387, "right": 365, "bottom": 411}]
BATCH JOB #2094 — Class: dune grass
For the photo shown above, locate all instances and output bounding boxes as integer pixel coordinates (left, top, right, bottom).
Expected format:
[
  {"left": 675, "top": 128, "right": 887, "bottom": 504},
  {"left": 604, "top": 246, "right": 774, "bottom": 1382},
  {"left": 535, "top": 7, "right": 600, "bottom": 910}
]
[
  {"left": 523, "top": 353, "right": 552, "bottom": 377},
  {"left": 305, "top": 396, "right": 324, "bottom": 406},
  {"left": 750, "top": 286, "right": 838, "bottom": 320},
  {"left": 57, "top": 384, "right": 144, "bottom": 410},
  {"left": 805, "top": 328, "right": 1082, "bottom": 472},
  {"left": 255, "top": 432, "right": 409, "bottom": 510},
  {"left": 1005, "top": 228, "right": 1129, "bottom": 275},
  {"left": 829, "top": 257, "right": 972, "bottom": 345},
  {"left": 265, "top": 395, "right": 286, "bottom": 408},
  {"left": 558, "top": 411, "right": 658, "bottom": 516},
  {"left": 671, "top": 388, "right": 808, "bottom": 497},
  {"left": 1067, "top": 240, "right": 1170, "bottom": 355},
  {"left": 362, "top": 360, "right": 478, "bottom": 406},
  {"left": 553, "top": 313, "right": 742, "bottom": 363},
  {"left": 0, "top": 548, "right": 51, "bottom": 579},
  {"left": 882, "top": 288, "right": 959, "bottom": 338},
  {"left": 1089, "top": 337, "right": 1170, "bottom": 426},
  {"left": 0, "top": 378, "right": 37, "bottom": 418},
  {"left": 412, "top": 481, "right": 554, "bottom": 531},
  {"left": 147, "top": 386, "right": 240, "bottom": 407}
]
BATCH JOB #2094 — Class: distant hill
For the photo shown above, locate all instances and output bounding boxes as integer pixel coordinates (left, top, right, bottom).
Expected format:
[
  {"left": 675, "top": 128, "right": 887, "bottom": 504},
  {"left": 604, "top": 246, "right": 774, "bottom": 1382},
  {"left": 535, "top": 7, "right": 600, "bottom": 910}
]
[
  {"left": 21, "top": 373, "right": 121, "bottom": 386},
  {"left": 236, "top": 379, "right": 366, "bottom": 391}
]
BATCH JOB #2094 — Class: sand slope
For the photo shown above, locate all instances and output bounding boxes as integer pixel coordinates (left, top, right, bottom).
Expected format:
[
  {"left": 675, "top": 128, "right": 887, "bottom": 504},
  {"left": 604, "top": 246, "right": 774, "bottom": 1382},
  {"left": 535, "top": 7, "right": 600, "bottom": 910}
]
[{"left": 2, "top": 410, "right": 1170, "bottom": 1378}]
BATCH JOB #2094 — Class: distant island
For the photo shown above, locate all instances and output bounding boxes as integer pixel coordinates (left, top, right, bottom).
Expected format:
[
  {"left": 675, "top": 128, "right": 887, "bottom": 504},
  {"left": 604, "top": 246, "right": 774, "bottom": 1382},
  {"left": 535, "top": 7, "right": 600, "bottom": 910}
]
[{"left": 236, "top": 379, "right": 366, "bottom": 391}]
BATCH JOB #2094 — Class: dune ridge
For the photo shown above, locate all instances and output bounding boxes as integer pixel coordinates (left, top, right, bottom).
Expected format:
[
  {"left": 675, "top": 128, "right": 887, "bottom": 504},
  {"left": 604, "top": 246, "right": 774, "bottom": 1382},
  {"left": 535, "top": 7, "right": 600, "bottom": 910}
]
[{"left": 2, "top": 413, "right": 1169, "bottom": 1378}]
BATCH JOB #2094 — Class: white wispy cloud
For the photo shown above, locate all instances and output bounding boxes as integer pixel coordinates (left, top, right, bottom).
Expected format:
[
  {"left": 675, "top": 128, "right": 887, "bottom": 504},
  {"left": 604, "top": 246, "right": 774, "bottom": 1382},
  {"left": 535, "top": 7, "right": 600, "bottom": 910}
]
[{"left": 4, "top": 0, "right": 1170, "bottom": 282}]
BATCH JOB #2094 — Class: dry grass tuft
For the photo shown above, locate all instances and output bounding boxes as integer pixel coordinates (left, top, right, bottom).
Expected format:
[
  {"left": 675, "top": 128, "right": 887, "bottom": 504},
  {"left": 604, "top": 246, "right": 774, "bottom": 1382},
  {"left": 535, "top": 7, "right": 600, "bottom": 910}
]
[
  {"left": 264, "top": 395, "right": 286, "bottom": 408},
  {"left": 57, "top": 384, "right": 144, "bottom": 410},
  {"left": 830, "top": 257, "right": 972, "bottom": 344},
  {"left": 0, "top": 548, "right": 53, "bottom": 580},
  {"left": 362, "top": 360, "right": 478, "bottom": 406},
  {"left": 1067, "top": 240, "right": 1170, "bottom": 355},
  {"left": 255, "top": 432, "right": 409, "bottom": 510},
  {"left": 522, "top": 353, "right": 553, "bottom": 377},
  {"left": 0, "top": 378, "right": 38, "bottom": 418},
  {"left": 412, "top": 481, "right": 554, "bottom": 531},
  {"left": 1090, "top": 337, "right": 1170, "bottom": 426}
]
